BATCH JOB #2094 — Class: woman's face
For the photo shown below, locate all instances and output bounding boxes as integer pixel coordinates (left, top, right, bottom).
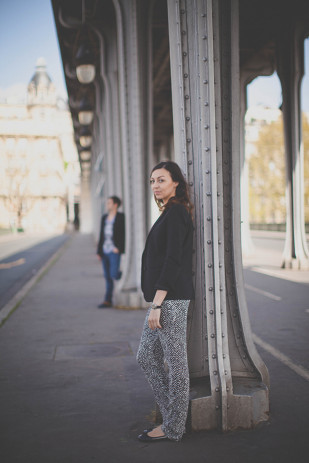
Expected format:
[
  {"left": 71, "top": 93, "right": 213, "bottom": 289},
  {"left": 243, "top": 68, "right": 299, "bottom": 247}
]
[{"left": 150, "top": 168, "right": 179, "bottom": 204}]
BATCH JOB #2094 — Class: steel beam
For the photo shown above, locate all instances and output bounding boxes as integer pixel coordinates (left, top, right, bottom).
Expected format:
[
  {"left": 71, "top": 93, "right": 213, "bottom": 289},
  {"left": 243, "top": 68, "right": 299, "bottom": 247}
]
[{"left": 168, "top": 0, "right": 269, "bottom": 431}]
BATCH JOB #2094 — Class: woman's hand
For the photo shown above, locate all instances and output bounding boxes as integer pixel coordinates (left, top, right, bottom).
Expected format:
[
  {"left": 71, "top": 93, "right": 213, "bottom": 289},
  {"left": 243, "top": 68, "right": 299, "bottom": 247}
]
[
  {"left": 113, "top": 247, "right": 120, "bottom": 254},
  {"left": 148, "top": 309, "right": 162, "bottom": 330}
]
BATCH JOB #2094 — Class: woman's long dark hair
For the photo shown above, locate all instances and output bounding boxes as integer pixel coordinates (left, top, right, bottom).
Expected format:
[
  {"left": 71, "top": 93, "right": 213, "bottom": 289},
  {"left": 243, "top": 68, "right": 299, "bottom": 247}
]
[{"left": 151, "top": 160, "right": 194, "bottom": 218}]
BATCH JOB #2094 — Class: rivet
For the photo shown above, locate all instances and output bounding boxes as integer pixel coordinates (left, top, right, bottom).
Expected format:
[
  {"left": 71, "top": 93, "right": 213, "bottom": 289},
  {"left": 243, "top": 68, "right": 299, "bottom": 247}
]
[
  {"left": 185, "top": 94, "right": 190, "bottom": 99},
  {"left": 212, "top": 354, "right": 216, "bottom": 359},
  {"left": 184, "top": 73, "right": 188, "bottom": 78},
  {"left": 218, "top": 217, "right": 221, "bottom": 221},
  {"left": 211, "top": 333, "right": 215, "bottom": 338},
  {"left": 218, "top": 240, "right": 222, "bottom": 244},
  {"left": 180, "top": 9, "right": 185, "bottom": 14},
  {"left": 217, "top": 192, "right": 221, "bottom": 196},
  {"left": 202, "top": 35, "right": 207, "bottom": 40},
  {"left": 203, "top": 57, "right": 208, "bottom": 62},
  {"left": 186, "top": 116, "right": 191, "bottom": 121},
  {"left": 223, "top": 354, "right": 226, "bottom": 359},
  {"left": 205, "top": 147, "right": 210, "bottom": 151},
  {"left": 207, "top": 216, "right": 211, "bottom": 221},
  {"left": 204, "top": 125, "right": 209, "bottom": 129},
  {"left": 205, "top": 356, "right": 208, "bottom": 360},
  {"left": 209, "top": 310, "right": 214, "bottom": 314},
  {"left": 221, "top": 311, "right": 224, "bottom": 314},
  {"left": 215, "top": 405, "right": 219, "bottom": 410},
  {"left": 227, "top": 405, "right": 230, "bottom": 409},
  {"left": 215, "top": 387, "right": 219, "bottom": 392},
  {"left": 222, "top": 333, "right": 225, "bottom": 337},
  {"left": 187, "top": 138, "right": 191, "bottom": 143},
  {"left": 219, "top": 263, "right": 222, "bottom": 268},
  {"left": 188, "top": 160, "right": 192, "bottom": 165},
  {"left": 204, "top": 102, "right": 209, "bottom": 106},
  {"left": 207, "top": 240, "right": 211, "bottom": 244},
  {"left": 182, "top": 30, "right": 186, "bottom": 35},
  {"left": 206, "top": 192, "right": 211, "bottom": 196},
  {"left": 233, "top": 313, "right": 237, "bottom": 318},
  {"left": 226, "top": 386, "right": 229, "bottom": 391},
  {"left": 203, "top": 80, "right": 208, "bottom": 84},
  {"left": 243, "top": 355, "right": 246, "bottom": 359},
  {"left": 189, "top": 182, "right": 193, "bottom": 186},
  {"left": 208, "top": 263, "right": 212, "bottom": 268},
  {"left": 206, "top": 170, "right": 210, "bottom": 174},
  {"left": 209, "top": 287, "right": 213, "bottom": 292},
  {"left": 201, "top": 13, "right": 206, "bottom": 17},
  {"left": 225, "top": 370, "right": 227, "bottom": 375},
  {"left": 220, "top": 287, "right": 223, "bottom": 292},
  {"left": 213, "top": 371, "right": 217, "bottom": 375}
]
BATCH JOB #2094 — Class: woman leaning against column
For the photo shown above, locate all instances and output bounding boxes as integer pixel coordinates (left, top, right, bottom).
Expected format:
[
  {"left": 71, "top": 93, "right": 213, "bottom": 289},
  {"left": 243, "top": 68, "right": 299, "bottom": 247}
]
[{"left": 137, "top": 160, "right": 194, "bottom": 442}]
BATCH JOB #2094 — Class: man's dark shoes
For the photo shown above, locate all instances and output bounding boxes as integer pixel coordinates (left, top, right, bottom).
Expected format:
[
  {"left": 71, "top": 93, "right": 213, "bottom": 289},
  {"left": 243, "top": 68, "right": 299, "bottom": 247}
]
[{"left": 97, "top": 301, "right": 112, "bottom": 308}]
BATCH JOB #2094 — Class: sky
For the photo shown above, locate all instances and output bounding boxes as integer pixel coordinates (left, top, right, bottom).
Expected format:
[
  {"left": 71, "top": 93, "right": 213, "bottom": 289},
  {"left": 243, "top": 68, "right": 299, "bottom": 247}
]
[{"left": 0, "top": 0, "right": 308, "bottom": 111}]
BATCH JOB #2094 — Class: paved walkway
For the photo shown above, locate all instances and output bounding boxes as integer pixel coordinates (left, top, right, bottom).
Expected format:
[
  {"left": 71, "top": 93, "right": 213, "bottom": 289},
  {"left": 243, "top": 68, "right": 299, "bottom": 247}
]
[{"left": 0, "top": 233, "right": 308, "bottom": 463}]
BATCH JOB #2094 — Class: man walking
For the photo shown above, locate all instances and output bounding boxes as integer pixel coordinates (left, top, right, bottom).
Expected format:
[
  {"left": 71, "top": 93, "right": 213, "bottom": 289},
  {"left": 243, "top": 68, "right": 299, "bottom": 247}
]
[{"left": 97, "top": 196, "right": 125, "bottom": 308}]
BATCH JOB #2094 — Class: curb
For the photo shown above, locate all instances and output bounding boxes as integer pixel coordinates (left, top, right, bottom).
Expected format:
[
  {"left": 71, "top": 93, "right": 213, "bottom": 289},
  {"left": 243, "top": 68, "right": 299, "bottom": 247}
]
[{"left": 0, "top": 236, "right": 72, "bottom": 328}]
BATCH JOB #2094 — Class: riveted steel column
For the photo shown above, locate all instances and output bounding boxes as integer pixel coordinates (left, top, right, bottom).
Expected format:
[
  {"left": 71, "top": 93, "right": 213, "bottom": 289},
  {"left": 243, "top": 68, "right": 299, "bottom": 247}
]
[
  {"left": 112, "top": 0, "right": 148, "bottom": 306},
  {"left": 168, "top": 0, "right": 269, "bottom": 431},
  {"left": 277, "top": 26, "right": 309, "bottom": 270}
]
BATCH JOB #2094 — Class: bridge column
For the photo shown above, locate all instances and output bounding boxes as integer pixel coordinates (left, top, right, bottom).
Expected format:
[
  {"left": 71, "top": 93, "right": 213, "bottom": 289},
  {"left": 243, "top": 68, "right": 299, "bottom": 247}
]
[
  {"left": 168, "top": 0, "right": 269, "bottom": 431},
  {"left": 112, "top": 0, "right": 150, "bottom": 306},
  {"left": 277, "top": 26, "right": 309, "bottom": 269}
]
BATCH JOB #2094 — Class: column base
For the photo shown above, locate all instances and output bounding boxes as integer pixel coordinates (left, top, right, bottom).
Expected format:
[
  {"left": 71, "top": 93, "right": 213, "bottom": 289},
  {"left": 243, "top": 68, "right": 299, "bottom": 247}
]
[
  {"left": 189, "top": 377, "right": 269, "bottom": 431},
  {"left": 281, "top": 257, "right": 309, "bottom": 270}
]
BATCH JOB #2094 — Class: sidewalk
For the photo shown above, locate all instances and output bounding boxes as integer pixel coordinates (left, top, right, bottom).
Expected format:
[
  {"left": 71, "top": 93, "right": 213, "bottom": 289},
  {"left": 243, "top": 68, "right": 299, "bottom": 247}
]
[{"left": 0, "top": 233, "right": 308, "bottom": 463}]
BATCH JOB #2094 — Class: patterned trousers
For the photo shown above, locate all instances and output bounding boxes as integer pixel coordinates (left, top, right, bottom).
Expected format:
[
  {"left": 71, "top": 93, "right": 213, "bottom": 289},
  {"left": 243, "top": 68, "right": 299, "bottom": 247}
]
[{"left": 136, "top": 299, "right": 190, "bottom": 441}]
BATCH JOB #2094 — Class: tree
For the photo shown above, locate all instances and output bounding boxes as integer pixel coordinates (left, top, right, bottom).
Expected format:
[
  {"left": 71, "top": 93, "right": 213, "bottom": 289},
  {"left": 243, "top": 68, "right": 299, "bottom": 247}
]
[
  {"left": 249, "top": 113, "right": 309, "bottom": 225},
  {"left": 248, "top": 117, "right": 286, "bottom": 224}
]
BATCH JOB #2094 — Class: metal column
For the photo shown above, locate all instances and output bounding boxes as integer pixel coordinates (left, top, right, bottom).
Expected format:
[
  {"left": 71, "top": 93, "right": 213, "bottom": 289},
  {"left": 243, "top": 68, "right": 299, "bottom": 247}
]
[
  {"left": 277, "top": 24, "right": 309, "bottom": 269},
  {"left": 168, "top": 0, "right": 269, "bottom": 431}
]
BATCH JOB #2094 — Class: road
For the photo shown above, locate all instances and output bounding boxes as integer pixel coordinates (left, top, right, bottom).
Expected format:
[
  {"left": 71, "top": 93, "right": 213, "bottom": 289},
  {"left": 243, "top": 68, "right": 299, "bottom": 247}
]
[{"left": 0, "top": 233, "right": 70, "bottom": 310}]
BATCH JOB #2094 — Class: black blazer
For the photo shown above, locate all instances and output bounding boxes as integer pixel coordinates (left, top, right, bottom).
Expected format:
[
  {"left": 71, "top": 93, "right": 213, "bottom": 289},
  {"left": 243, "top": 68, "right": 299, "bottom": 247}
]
[
  {"left": 97, "top": 212, "right": 125, "bottom": 256},
  {"left": 141, "top": 203, "right": 194, "bottom": 302}
]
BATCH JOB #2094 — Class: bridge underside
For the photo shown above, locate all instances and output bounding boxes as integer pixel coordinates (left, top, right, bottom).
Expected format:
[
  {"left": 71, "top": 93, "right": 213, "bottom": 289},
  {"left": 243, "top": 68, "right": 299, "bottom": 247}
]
[{"left": 52, "top": 0, "right": 309, "bottom": 431}]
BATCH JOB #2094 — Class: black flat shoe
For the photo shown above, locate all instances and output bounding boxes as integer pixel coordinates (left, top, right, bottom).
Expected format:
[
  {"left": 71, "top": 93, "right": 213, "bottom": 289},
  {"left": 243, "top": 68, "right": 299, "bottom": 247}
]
[{"left": 138, "top": 432, "right": 168, "bottom": 442}]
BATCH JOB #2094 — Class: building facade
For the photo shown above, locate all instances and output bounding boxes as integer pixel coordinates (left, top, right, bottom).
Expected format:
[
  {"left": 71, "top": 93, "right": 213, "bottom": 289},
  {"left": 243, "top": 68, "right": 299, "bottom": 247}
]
[{"left": 0, "top": 58, "right": 80, "bottom": 232}]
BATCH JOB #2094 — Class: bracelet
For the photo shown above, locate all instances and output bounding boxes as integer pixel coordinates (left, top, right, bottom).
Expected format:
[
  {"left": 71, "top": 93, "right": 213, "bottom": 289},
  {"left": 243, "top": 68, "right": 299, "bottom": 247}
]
[{"left": 149, "top": 303, "right": 162, "bottom": 310}]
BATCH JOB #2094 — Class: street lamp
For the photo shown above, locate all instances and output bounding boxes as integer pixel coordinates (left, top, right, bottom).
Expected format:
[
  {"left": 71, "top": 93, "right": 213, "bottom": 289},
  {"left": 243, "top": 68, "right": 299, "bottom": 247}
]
[
  {"left": 79, "top": 126, "right": 92, "bottom": 147},
  {"left": 78, "top": 96, "right": 94, "bottom": 125},
  {"left": 79, "top": 149, "right": 91, "bottom": 162},
  {"left": 75, "top": 41, "right": 96, "bottom": 84}
]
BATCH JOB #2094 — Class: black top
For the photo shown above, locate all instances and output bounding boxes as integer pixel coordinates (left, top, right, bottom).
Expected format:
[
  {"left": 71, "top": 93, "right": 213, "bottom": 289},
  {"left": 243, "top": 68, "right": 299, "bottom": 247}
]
[
  {"left": 141, "top": 203, "right": 194, "bottom": 302},
  {"left": 97, "top": 212, "right": 125, "bottom": 256}
]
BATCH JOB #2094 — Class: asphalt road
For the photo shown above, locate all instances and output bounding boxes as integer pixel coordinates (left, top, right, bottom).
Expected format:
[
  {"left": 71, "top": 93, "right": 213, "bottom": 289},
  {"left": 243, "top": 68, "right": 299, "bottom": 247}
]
[{"left": 0, "top": 234, "right": 70, "bottom": 310}]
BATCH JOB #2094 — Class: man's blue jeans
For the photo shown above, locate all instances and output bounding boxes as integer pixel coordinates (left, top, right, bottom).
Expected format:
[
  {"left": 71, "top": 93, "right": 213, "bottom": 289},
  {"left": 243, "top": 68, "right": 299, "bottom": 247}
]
[{"left": 101, "top": 252, "right": 121, "bottom": 303}]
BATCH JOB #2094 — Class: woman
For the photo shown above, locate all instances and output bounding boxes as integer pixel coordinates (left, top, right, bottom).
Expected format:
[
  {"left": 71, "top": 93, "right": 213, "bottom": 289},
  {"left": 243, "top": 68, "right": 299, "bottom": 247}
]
[{"left": 137, "top": 160, "right": 194, "bottom": 442}]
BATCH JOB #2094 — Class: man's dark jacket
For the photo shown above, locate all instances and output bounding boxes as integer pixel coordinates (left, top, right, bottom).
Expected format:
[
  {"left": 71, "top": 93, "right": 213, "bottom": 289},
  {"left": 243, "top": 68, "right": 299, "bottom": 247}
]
[
  {"left": 97, "top": 212, "right": 125, "bottom": 256},
  {"left": 141, "top": 203, "right": 194, "bottom": 302}
]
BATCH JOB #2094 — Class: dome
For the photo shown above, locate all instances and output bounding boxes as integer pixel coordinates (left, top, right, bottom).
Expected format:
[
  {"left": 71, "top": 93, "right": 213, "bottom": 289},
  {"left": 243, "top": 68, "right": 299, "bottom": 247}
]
[
  {"left": 28, "top": 58, "right": 52, "bottom": 89},
  {"left": 27, "top": 58, "right": 57, "bottom": 107}
]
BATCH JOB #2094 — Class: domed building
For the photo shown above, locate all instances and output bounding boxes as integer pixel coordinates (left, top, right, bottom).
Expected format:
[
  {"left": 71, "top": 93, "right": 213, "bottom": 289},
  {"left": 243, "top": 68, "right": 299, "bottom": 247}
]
[{"left": 0, "top": 59, "right": 80, "bottom": 232}]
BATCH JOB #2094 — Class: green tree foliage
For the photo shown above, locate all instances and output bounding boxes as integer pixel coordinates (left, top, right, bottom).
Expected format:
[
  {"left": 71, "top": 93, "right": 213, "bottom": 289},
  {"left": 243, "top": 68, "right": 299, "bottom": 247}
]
[
  {"left": 249, "top": 114, "right": 309, "bottom": 224},
  {"left": 249, "top": 117, "right": 285, "bottom": 223}
]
